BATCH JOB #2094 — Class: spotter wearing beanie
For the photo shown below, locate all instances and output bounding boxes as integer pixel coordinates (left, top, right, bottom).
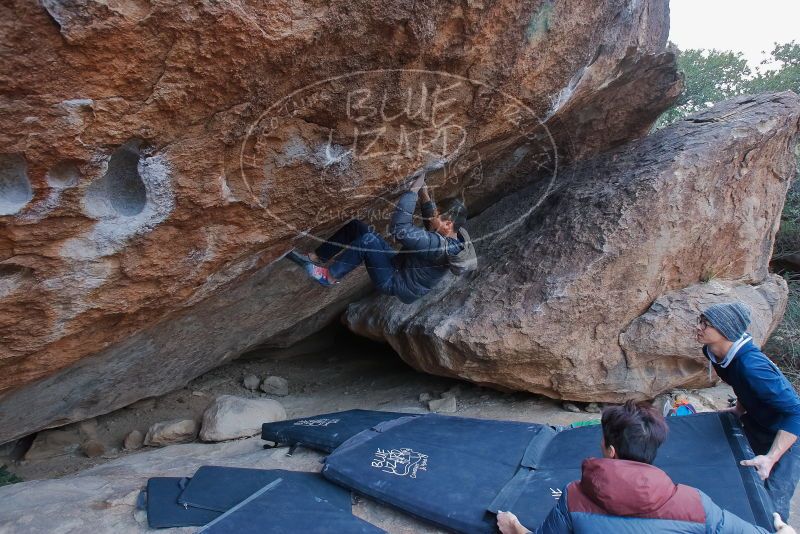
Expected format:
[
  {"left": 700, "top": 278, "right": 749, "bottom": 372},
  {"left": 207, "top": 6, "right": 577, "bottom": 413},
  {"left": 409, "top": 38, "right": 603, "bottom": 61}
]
[{"left": 701, "top": 302, "right": 752, "bottom": 341}]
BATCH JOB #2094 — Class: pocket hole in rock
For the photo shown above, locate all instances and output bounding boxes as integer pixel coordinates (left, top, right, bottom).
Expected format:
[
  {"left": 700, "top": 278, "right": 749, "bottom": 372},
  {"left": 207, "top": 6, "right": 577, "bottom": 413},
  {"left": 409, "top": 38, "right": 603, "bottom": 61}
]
[
  {"left": 105, "top": 142, "right": 147, "bottom": 216},
  {"left": 0, "top": 154, "right": 33, "bottom": 216},
  {"left": 46, "top": 161, "right": 81, "bottom": 189}
]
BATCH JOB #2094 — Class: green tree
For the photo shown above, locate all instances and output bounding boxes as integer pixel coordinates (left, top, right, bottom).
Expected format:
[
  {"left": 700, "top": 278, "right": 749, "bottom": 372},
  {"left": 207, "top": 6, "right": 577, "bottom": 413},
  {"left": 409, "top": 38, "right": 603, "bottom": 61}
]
[
  {"left": 748, "top": 41, "right": 800, "bottom": 94},
  {"left": 657, "top": 41, "right": 800, "bottom": 127},
  {"left": 656, "top": 47, "right": 751, "bottom": 126}
]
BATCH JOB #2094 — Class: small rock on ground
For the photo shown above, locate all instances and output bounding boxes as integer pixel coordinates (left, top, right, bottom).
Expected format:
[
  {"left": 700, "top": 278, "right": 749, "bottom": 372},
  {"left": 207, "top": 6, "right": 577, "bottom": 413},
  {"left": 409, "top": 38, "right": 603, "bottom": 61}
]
[
  {"left": 242, "top": 374, "right": 260, "bottom": 391},
  {"left": 123, "top": 430, "right": 144, "bottom": 451},
  {"left": 77, "top": 419, "right": 99, "bottom": 440},
  {"left": 562, "top": 402, "right": 581, "bottom": 413},
  {"left": 144, "top": 419, "right": 198, "bottom": 447},
  {"left": 584, "top": 402, "right": 601, "bottom": 414},
  {"left": 428, "top": 396, "right": 457, "bottom": 413},
  {"left": 441, "top": 386, "right": 461, "bottom": 399},
  {"left": 260, "top": 376, "right": 289, "bottom": 396},
  {"left": 81, "top": 440, "right": 105, "bottom": 458},
  {"left": 199, "top": 395, "right": 286, "bottom": 442}
]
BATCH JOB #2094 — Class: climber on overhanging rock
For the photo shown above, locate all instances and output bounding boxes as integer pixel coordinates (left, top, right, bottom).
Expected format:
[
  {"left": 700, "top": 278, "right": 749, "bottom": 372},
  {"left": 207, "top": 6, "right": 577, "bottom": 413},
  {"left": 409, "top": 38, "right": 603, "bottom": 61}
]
[{"left": 287, "top": 171, "right": 477, "bottom": 303}]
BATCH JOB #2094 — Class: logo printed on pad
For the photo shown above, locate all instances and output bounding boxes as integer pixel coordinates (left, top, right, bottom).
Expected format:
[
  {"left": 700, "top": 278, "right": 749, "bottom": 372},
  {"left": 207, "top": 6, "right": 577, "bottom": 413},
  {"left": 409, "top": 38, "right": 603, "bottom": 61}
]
[
  {"left": 371, "top": 448, "right": 428, "bottom": 478},
  {"left": 293, "top": 418, "right": 341, "bottom": 427}
]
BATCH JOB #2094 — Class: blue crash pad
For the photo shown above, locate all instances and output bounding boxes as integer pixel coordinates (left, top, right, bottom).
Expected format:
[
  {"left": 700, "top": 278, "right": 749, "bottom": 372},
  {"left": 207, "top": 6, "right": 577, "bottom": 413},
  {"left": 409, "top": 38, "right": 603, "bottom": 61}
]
[
  {"left": 198, "top": 477, "right": 385, "bottom": 533},
  {"left": 322, "top": 413, "right": 775, "bottom": 533},
  {"left": 178, "top": 466, "right": 351, "bottom": 513},
  {"left": 323, "top": 415, "right": 550, "bottom": 533},
  {"left": 146, "top": 477, "right": 221, "bottom": 528},
  {"left": 261, "top": 409, "right": 414, "bottom": 453}
]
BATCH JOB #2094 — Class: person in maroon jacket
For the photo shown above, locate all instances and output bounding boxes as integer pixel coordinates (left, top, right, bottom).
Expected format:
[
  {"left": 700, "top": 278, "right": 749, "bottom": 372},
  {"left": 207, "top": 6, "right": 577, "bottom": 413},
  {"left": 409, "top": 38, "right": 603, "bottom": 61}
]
[{"left": 497, "top": 401, "right": 795, "bottom": 534}]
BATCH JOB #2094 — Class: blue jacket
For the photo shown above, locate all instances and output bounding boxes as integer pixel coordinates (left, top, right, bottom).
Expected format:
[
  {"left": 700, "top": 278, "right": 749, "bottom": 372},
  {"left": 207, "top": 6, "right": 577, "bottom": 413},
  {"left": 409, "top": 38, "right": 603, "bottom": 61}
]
[
  {"left": 535, "top": 458, "right": 769, "bottom": 533},
  {"left": 388, "top": 191, "right": 464, "bottom": 303},
  {"left": 705, "top": 339, "right": 800, "bottom": 437}
]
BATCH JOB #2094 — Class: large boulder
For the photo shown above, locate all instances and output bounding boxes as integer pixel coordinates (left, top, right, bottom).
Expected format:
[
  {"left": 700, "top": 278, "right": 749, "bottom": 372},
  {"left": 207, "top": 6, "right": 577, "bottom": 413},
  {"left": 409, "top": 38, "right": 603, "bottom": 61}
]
[
  {"left": 0, "top": 0, "right": 681, "bottom": 442},
  {"left": 619, "top": 277, "right": 788, "bottom": 394},
  {"left": 344, "top": 92, "right": 800, "bottom": 402}
]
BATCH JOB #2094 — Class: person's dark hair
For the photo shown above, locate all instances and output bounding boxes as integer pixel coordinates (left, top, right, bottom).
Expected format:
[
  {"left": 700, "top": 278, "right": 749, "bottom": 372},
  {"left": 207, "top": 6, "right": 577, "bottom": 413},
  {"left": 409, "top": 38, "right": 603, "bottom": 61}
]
[
  {"left": 439, "top": 199, "right": 467, "bottom": 232},
  {"left": 601, "top": 400, "right": 668, "bottom": 464}
]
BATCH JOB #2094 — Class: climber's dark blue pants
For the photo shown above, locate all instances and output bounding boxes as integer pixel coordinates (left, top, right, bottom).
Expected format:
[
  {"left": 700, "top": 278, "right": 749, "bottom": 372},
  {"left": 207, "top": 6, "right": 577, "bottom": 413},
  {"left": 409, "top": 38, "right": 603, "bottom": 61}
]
[{"left": 316, "top": 220, "right": 396, "bottom": 290}]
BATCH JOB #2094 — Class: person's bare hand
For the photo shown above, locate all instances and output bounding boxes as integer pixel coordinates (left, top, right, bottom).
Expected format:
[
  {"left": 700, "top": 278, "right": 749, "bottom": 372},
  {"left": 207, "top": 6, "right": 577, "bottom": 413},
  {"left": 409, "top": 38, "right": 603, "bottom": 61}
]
[
  {"left": 740, "top": 455, "right": 776, "bottom": 481},
  {"left": 497, "top": 511, "right": 530, "bottom": 534},
  {"left": 774, "top": 512, "right": 796, "bottom": 533}
]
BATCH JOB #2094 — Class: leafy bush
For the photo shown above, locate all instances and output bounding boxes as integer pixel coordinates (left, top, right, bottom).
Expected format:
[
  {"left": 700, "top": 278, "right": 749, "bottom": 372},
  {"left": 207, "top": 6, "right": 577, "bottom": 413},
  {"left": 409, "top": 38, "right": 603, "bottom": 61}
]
[
  {"left": 774, "top": 149, "right": 800, "bottom": 261},
  {"left": 0, "top": 465, "right": 22, "bottom": 487}
]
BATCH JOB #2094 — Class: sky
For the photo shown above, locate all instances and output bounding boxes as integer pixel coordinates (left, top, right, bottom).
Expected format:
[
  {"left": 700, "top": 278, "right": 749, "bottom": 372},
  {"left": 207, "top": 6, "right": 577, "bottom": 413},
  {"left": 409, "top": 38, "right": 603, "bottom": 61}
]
[{"left": 669, "top": 0, "right": 800, "bottom": 70}]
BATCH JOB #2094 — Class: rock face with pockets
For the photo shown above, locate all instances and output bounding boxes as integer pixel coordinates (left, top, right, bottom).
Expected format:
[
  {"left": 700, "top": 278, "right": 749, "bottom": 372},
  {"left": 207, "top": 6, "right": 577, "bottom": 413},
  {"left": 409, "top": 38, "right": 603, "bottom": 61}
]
[
  {"left": 0, "top": 0, "right": 681, "bottom": 442},
  {"left": 344, "top": 92, "right": 800, "bottom": 402}
]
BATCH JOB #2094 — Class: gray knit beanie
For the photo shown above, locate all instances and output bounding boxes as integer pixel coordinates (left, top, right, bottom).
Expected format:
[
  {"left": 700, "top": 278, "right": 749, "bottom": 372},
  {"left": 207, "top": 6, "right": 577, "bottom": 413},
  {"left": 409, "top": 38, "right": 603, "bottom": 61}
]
[{"left": 701, "top": 302, "right": 752, "bottom": 341}]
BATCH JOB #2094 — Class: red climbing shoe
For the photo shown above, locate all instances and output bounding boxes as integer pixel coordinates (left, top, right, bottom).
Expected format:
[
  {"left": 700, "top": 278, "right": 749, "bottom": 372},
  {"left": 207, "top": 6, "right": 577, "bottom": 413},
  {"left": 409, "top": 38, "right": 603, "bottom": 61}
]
[{"left": 305, "top": 263, "right": 337, "bottom": 287}]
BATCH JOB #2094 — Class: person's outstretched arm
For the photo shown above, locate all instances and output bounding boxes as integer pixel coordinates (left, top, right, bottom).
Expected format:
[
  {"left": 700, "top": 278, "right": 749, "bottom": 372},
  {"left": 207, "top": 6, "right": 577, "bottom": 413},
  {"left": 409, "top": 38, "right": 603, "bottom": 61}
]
[
  {"left": 497, "top": 486, "right": 572, "bottom": 534},
  {"left": 741, "top": 430, "right": 798, "bottom": 481},
  {"left": 738, "top": 358, "right": 800, "bottom": 480},
  {"left": 699, "top": 490, "right": 790, "bottom": 533},
  {"left": 389, "top": 175, "right": 445, "bottom": 256},
  {"left": 419, "top": 185, "right": 438, "bottom": 231}
]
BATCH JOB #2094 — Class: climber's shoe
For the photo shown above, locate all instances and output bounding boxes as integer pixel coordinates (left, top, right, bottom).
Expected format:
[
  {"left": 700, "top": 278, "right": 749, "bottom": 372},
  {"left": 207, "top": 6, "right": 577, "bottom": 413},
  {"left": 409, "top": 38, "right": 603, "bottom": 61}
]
[{"left": 304, "top": 263, "right": 337, "bottom": 287}]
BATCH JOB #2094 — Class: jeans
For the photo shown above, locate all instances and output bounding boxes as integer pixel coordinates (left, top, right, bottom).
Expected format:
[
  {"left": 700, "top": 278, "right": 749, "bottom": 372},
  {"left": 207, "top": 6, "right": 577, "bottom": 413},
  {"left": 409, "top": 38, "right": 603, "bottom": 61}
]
[
  {"left": 315, "top": 220, "right": 397, "bottom": 292},
  {"left": 742, "top": 415, "right": 800, "bottom": 520}
]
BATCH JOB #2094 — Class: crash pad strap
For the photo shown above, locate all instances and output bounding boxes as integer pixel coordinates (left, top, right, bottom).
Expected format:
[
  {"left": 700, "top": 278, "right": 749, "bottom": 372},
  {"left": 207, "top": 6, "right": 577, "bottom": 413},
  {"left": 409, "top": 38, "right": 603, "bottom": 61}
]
[
  {"left": 487, "top": 468, "right": 534, "bottom": 513},
  {"left": 195, "top": 476, "right": 386, "bottom": 534},
  {"left": 519, "top": 425, "right": 559, "bottom": 469},
  {"left": 372, "top": 415, "right": 420, "bottom": 433},
  {"left": 198, "top": 479, "right": 283, "bottom": 532},
  {"left": 331, "top": 415, "right": 419, "bottom": 457},
  {"left": 178, "top": 466, "right": 351, "bottom": 514}
]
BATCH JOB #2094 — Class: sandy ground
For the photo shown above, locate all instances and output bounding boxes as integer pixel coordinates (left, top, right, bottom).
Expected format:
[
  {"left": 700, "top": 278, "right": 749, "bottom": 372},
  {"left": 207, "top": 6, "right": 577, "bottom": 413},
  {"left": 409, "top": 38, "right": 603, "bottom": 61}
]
[
  {"left": 2, "top": 326, "right": 798, "bottom": 528},
  {"left": 5, "top": 329, "right": 602, "bottom": 481}
]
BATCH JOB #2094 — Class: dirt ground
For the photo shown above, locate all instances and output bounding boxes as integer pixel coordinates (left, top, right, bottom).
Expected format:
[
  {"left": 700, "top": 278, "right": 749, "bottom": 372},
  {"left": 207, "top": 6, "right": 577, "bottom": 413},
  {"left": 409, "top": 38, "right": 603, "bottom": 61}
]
[
  {"left": 3, "top": 325, "right": 797, "bottom": 528},
  {"left": 4, "top": 327, "right": 604, "bottom": 481}
]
